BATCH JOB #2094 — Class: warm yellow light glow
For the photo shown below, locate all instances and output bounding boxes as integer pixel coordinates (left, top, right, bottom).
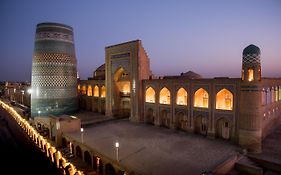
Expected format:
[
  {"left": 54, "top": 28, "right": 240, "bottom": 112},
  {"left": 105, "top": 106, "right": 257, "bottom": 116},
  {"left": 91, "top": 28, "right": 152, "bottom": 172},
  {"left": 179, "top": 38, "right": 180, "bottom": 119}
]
[
  {"left": 242, "top": 70, "right": 244, "bottom": 80},
  {"left": 279, "top": 87, "right": 281, "bottom": 101},
  {"left": 194, "top": 88, "right": 209, "bottom": 108},
  {"left": 216, "top": 89, "right": 233, "bottom": 110},
  {"left": 87, "top": 85, "right": 92, "bottom": 96},
  {"left": 122, "top": 83, "right": 130, "bottom": 94},
  {"left": 176, "top": 88, "right": 188, "bottom": 105},
  {"left": 248, "top": 68, "right": 254, "bottom": 81},
  {"left": 101, "top": 86, "right": 106, "bottom": 98},
  {"left": 94, "top": 85, "right": 99, "bottom": 97},
  {"left": 275, "top": 87, "right": 278, "bottom": 102},
  {"left": 0, "top": 100, "right": 84, "bottom": 174},
  {"left": 145, "top": 87, "right": 156, "bottom": 103},
  {"left": 160, "top": 87, "right": 171, "bottom": 105},
  {"left": 81, "top": 85, "right": 87, "bottom": 95},
  {"left": 77, "top": 84, "right": 80, "bottom": 92}
]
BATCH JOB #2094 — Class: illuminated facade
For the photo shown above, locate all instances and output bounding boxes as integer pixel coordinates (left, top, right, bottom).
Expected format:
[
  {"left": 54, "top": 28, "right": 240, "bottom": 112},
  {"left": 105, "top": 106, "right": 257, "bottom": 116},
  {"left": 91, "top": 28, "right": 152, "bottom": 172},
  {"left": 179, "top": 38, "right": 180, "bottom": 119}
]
[
  {"left": 31, "top": 22, "right": 78, "bottom": 117},
  {"left": 79, "top": 41, "right": 281, "bottom": 152}
]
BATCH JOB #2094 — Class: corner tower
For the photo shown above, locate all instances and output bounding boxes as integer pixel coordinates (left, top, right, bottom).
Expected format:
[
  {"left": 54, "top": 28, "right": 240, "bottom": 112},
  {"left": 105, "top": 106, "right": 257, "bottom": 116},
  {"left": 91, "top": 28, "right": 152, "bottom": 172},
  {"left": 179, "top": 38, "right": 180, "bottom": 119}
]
[
  {"left": 239, "top": 44, "right": 262, "bottom": 152},
  {"left": 31, "top": 22, "right": 78, "bottom": 118},
  {"left": 241, "top": 44, "right": 261, "bottom": 82}
]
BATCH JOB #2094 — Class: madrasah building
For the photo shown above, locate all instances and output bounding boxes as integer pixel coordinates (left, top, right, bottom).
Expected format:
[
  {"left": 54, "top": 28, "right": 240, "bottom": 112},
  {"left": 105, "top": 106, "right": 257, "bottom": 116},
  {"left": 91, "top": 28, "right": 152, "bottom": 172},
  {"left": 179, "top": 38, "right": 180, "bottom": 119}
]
[{"left": 78, "top": 40, "right": 281, "bottom": 153}]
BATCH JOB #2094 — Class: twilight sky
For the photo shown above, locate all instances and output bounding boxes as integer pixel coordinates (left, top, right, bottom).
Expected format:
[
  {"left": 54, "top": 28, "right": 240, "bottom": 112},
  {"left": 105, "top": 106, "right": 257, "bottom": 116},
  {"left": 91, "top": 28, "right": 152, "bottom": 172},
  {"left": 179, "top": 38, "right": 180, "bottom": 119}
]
[{"left": 0, "top": 0, "right": 281, "bottom": 81}]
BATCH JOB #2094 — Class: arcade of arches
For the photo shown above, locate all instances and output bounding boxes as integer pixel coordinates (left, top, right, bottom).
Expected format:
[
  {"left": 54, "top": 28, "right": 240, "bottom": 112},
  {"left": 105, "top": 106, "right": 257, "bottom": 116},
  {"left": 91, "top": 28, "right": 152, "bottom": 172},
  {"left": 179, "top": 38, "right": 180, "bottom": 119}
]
[
  {"left": 144, "top": 86, "right": 237, "bottom": 139},
  {"left": 64, "top": 141, "right": 126, "bottom": 175}
]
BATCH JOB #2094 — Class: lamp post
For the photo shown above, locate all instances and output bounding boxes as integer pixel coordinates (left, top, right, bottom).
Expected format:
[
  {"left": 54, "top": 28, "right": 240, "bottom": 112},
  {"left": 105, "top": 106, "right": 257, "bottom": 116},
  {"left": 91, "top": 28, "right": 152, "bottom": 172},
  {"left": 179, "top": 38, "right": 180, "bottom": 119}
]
[
  {"left": 81, "top": 128, "right": 84, "bottom": 143},
  {"left": 115, "top": 142, "right": 119, "bottom": 162},
  {"left": 38, "top": 110, "right": 41, "bottom": 117}
]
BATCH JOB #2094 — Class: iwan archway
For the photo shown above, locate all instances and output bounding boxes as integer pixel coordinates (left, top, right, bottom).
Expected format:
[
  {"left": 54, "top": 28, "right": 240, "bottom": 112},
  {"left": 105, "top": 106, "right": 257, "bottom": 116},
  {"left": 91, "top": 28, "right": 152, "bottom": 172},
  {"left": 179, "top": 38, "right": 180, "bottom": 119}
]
[
  {"left": 113, "top": 67, "right": 131, "bottom": 117},
  {"left": 105, "top": 40, "right": 151, "bottom": 121}
]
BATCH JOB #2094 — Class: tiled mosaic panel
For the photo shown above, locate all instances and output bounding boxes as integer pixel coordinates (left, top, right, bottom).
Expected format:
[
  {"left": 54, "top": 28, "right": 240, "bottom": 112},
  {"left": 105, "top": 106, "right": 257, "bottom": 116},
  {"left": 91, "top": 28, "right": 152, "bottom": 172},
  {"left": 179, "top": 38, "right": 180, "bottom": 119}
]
[
  {"left": 31, "top": 23, "right": 78, "bottom": 117},
  {"left": 243, "top": 54, "right": 261, "bottom": 65}
]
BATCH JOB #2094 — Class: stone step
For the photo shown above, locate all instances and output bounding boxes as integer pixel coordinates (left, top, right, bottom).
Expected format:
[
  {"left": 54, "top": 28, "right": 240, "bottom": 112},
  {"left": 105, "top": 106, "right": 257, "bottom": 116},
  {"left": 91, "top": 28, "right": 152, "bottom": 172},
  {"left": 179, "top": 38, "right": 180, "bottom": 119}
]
[{"left": 235, "top": 156, "right": 263, "bottom": 175}]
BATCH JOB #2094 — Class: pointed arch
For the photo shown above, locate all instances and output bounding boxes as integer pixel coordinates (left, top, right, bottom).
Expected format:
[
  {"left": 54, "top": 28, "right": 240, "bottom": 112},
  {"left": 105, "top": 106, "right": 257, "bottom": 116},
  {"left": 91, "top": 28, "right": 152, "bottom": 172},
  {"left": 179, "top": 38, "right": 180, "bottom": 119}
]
[
  {"left": 176, "top": 88, "right": 188, "bottom": 105},
  {"left": 145, "top": 87, "right": 156, "bottom": 103},
  {"left": 77, "top": 84, "right": 80, "bottom": 93},
  {"left": 87, "top": 85, "right": 92, "bottom": 96},
  {"left": 101, "top": 85, "right": 106, "bottom": 98},
  {"left": 248, "top": 68, "right": 254, "bottom": 81},
  {"left": 159, "top": 87, "right": 171, "bottom": 105},
  {"left": 216, "top": 89, "right": 233, "bottom": 110},
  {"left": 194, "top": 88, "right": 208, "bottom": 108},
  {"left": 93, "top": 85, "right": 99, "bottom": 97},
  {"left": 81, "top": 85, "right": 87, "bottom": 95}
]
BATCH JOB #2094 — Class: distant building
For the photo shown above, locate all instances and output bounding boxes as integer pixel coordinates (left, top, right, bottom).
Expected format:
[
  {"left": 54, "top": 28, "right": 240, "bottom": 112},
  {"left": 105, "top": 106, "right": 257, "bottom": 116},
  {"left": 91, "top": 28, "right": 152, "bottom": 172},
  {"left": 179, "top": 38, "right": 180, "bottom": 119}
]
[
  {"left": 31, "top": 22, "right": 78, "bottom": 118},
  {"left": 79, "top": 41, "right": 281, "bottom": 152}
]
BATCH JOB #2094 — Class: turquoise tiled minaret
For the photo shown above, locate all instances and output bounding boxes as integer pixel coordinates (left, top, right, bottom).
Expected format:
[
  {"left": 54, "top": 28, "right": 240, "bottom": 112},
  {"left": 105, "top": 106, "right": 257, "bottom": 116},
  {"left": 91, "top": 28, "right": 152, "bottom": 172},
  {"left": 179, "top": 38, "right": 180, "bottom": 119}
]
[{"left": 31, "top": 22, "right": 78, "bottom": 117}]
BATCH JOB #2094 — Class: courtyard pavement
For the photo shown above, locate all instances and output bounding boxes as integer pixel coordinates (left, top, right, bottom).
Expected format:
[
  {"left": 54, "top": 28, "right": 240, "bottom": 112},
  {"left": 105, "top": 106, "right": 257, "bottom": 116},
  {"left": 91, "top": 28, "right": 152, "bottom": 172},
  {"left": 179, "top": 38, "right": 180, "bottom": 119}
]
[
  {"left": 65, "top": 119, "right": 239, "bottom": 175},
  {"left": 72, "top": 110, "right": 113, "bottom": 126}
]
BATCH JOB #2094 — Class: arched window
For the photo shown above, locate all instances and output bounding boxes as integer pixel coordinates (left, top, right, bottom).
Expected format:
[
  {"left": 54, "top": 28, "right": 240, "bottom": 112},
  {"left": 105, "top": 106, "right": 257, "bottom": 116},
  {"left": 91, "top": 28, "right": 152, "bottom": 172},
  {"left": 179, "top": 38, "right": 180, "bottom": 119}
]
[
  {"left": 145, "top": 87, "right": 155, "bottom": 103},
  {"left": 176, "top": 88, "right": 188, "bottom": 105},
  {"left": 81, "top": 85, "right": 87, "bottom": 95},
  {"left": 248, "top": 68, "right": 254, "bottom": 81},
  {"left": 261, "top": 88, "right": 266, "bottom": 105},
  {"left": 275, "top": 87, "right": 278, "bottom": 102},
  {"left": 93, "top": 85, "right": 99, "bottom": 97},
  {"left": 77, "top": 84, "right": 80, "bottom": 93},
  {"left": 87, "top": 86, "right": 92, "bottom": 96},
  {"left": 159, "top": 87, "right": 171, "bottom": 105},
  {"left": 279, "top": 86, "right": 281, "bottom": 101},
  {"left": 101, "top": 86, "right": 106, "bottom": 98},
  {"left": 271, "top": 87, "right": 275, "bottom": 102},
  {"left": 266, "top": 88, "right": 271, "bottom": 104},
  {"left": 194, "top": 88, "right": 208, "bottom": 108},
  {"left": 216, "top": 89, "right": 233, "bottom": 110}
]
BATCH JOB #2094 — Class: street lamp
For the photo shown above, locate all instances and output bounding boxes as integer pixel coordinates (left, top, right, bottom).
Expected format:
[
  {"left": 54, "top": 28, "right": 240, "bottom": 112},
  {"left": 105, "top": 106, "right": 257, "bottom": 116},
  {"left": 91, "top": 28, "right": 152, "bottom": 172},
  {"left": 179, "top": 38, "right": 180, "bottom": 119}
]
[
  {"left": 81, "top": 128, "right": 84, "bottom": 143},
  {"left": 27, "top": 88, "right": 32, "bottom": 94},
  {"left": 38, "top": 110, "right": 41, "bottom": 117},
  {"left": 115, "top": 142, "right": 119, "bottom": 162}
]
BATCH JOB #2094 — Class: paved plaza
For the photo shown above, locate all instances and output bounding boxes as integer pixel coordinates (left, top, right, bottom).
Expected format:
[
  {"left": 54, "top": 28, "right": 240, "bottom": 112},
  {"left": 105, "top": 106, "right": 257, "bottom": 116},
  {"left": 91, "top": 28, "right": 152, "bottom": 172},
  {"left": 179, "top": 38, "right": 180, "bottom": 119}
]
[{"left": 65, "top": 119, "right": 239, "bottom": 175}]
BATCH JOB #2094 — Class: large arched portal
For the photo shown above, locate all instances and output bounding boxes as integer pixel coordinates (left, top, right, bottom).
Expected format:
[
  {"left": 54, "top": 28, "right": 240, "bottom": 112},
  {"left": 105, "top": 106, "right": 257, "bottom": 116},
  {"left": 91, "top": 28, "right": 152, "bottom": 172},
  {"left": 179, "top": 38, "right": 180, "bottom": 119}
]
[{"left": 113, "top": 67, "right": 131, "bottom": 117}]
